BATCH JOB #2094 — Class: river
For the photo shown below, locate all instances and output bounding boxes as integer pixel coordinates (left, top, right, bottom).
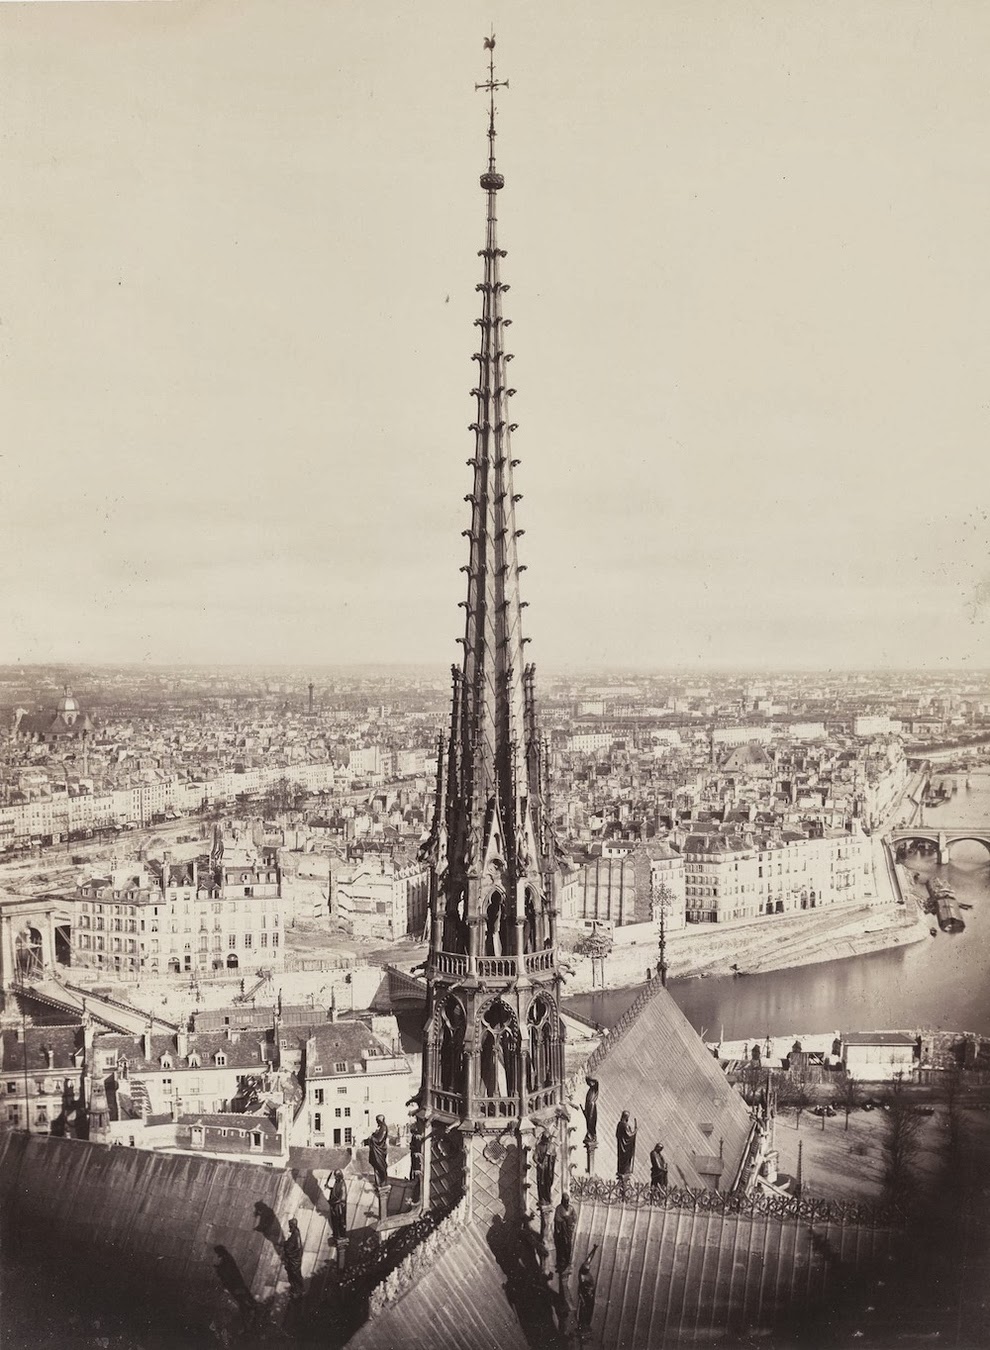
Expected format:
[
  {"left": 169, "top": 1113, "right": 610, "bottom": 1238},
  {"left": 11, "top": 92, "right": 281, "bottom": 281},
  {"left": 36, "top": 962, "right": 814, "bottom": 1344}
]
[{"left": 564, "top": 770, "right": 990, "bottom": 1041}]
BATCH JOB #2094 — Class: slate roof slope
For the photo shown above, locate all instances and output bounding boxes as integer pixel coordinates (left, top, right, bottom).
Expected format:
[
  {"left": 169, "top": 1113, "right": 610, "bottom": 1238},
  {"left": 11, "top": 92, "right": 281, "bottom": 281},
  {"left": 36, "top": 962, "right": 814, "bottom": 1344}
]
[
  {"left": 0, "top": 1024, "right": 82, "bottom": 1070},
  {"left": 345, "top": 1222, "right": 529, "bottom": 1350},
  {"left": 307, "top": 1022, "right": 383, "bottom": 1071},
  {"left": 94, "top": 1029, "right": 269, "bottom": 1071},
  {"left": 588, "top": 983, "right": 753, "bottom": 1191},
  {"left": 0, "top": 1131, "right": 306, "bottom": 1325},
  {"left": 569, "top": 1198, "right": 899, "bottom": 1348}
]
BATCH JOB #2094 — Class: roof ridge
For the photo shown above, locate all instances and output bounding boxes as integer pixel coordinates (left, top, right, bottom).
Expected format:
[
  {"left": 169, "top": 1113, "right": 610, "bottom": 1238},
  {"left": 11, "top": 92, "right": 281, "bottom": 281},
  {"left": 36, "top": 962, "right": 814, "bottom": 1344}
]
[{"left": 576, "top": 974, "right": 669, "bottom": 1082}]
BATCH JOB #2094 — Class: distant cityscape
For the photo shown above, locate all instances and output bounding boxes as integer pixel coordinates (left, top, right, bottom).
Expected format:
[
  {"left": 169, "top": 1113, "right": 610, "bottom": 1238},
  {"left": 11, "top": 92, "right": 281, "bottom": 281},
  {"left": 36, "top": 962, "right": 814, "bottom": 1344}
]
[{"left": 1, "top": 662, "right": 987, "bottom": 1145}]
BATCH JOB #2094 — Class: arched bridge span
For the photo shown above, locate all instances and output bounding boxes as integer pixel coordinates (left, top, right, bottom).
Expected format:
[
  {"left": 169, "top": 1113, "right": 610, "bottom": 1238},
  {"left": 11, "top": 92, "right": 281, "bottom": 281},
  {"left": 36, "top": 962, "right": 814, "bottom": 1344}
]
[{"left": 889, "top": 828, "right": 990, "bottom": 866}]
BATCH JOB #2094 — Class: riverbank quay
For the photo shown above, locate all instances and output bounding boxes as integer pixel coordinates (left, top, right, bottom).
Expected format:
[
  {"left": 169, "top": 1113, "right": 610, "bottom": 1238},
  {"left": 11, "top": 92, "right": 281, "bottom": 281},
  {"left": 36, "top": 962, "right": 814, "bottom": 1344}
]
[
  {"left": 124, "top": 893, "right": 930, "bottom": 1021},
  {"left": 557, "top": 894, "right": 929, "bottom": 995}
]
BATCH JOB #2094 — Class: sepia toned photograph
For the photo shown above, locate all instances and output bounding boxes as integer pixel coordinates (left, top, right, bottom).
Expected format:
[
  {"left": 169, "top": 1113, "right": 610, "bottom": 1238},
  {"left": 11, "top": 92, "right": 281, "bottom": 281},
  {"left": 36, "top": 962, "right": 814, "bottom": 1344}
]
[{"left": 1, "top": 2, "right": 988, "bottom": 1347}]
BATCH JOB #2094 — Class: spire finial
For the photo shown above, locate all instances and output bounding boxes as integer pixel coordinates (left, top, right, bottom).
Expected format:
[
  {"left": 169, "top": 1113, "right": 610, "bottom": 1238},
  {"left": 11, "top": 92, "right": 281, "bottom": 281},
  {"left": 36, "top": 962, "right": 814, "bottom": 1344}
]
[{"left": 476, "top": 33, "right": 508, "bottom": 185}]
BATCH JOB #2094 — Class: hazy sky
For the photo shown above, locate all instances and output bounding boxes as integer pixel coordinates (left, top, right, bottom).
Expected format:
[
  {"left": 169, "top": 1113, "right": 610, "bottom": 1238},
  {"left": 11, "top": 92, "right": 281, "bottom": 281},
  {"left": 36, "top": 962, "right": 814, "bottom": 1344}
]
[{"left": 3, "top": 1, "right": 988, "bottom": 671}]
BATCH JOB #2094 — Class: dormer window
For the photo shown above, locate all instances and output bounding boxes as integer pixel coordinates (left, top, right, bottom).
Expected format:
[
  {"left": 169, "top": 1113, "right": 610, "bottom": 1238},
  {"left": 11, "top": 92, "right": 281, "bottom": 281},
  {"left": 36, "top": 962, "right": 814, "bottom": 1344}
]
[
  {"left": 215, "top": 1052, "right": 227, "bottom": 1067},
  {"left": 334, "top": 1061, "right": 347, "bottom": 1073},
  {"left": 160, "top": 1055, "right": 173, "bottom": 1070},
  {"left": 188, "top": 1054, "right": 200, "bottom": 1068}
]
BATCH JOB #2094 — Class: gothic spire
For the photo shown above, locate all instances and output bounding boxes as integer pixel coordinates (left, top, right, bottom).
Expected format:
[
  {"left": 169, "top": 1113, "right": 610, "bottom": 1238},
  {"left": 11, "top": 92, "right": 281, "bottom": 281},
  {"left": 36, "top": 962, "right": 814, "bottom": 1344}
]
[
  {"left": 417, "top": 36, "right": 566, "bottom": 1227},
  {"left": 454, "top": 33, "right": 532, "bottom": 882}
]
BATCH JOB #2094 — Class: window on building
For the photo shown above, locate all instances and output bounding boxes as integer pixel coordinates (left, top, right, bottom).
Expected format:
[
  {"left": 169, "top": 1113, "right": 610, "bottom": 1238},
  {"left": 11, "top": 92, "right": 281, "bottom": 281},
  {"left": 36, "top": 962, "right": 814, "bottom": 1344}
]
[
  {"left": 334, "top": 1107, "right": 341, "bottom": 1118},
  {"left": 314, "top": 1089, "right": 324, "bottom": 1106},
  {"left": 334, "top": 1061, "right": 346, "bottom": 1073},
  {"left": 333, "top": 1128, "right": 341, "bottom": 1145},
  {"left": 344, "top": 1127, "right": 353, "bottom": 1146},
  {"left": 336, "top": 1085, "right": 347, "bottom": 1095},
  {"left": 314, "top": 1112, "right": 322, "bottom": 1133},
  {"left": 344, "top": 1107, "right": 350, "bottom": 1118}
]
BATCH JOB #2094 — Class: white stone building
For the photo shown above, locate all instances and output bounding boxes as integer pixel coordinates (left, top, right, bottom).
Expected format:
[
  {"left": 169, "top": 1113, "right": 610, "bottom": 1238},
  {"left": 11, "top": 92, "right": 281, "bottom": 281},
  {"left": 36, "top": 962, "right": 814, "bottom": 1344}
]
[
  {"left": 682, "top": 824, "right": 871, "bottom": 925},
  {"left": 301, "top": 1021, "right": 413, "bottom": 1149},
  {"left": 332, "top": 855, "right": 430, "bottom": 940}
]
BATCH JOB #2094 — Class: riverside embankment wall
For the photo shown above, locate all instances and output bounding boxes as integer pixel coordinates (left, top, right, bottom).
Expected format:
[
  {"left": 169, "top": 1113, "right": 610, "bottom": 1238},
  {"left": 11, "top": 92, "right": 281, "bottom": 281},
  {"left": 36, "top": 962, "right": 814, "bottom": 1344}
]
[{"left": 0, "top": 1132, "right": 303, "bottom": 1333}]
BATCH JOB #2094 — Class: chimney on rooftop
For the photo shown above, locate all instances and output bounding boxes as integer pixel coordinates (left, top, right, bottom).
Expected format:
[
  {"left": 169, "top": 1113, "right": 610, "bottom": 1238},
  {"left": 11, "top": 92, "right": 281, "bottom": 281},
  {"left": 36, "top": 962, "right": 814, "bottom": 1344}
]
[
  {"left": 45, "top": 1046, "right": 55, "bottom": 1070},
  {"left": 143, "top": 1024, "right": 153, "bottom": 1061},
  {"left": 176, "top": 1026, "right": 189, "bottom": 1059}
]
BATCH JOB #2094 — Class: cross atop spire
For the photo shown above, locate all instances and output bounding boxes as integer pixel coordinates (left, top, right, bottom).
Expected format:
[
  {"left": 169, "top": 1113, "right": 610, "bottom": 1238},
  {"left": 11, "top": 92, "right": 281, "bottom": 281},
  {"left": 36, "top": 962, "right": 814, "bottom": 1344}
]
[{"left": 476, "top": 33, "right": 508, "bottom": 187}]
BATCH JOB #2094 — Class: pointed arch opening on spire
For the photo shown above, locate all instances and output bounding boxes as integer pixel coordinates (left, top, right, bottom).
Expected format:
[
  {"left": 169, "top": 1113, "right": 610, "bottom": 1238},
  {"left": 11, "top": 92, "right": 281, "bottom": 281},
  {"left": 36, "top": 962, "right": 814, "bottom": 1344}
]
[
  {"left": 526, "top": 993, "right": 559, "bottom": 1093},
  {"left": 431, "top": 994, "right": 467, "bottom": 1098},
  {"left": 477, "top": 996, "right": 520, "bottom": 1101}
]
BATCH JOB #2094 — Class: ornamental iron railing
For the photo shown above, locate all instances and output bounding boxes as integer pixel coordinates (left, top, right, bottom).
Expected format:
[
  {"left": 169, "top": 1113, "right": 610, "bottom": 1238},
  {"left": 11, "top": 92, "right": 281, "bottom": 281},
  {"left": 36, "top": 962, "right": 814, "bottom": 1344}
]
[
  {"left": 569, "top": 1176, "right": 906, "bottom": 1228},
  {"left": 330, "top": 1206, "right": 449, "bottom": 1319}
]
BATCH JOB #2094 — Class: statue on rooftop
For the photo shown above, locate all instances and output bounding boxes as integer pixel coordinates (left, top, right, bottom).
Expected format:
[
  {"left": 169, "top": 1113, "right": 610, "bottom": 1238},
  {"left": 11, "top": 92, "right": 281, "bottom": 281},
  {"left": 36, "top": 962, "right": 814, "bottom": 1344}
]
[
  {"left": 365, "top": 1115, "right": 389, "bottom": 1189},
  {"left": 279, "top": 1217, "right": 304, "bottom": 1297},
  {"left": 650, "top": 1142, "right": 668, "bottom": 1188},
  {"left": 578, "top": 1245, "right": 598, "bottom": 1334},
  {"left": 326, "top": 1170, "right": 348, "bottom": 1240},
  {"left": 409, "top": 1130, "right": 424, "bottom": 1206},
  {"left": 534, "top": 1128, "right": 557, "bottom": 1206},
  {"left": 615, "top": 1111, "right": 637, "bottom": 1179},
  {"left": 569, "top": 1076, "right": 599, "bottom": 1145},
  {"left": 553, "top": 1193, "right": 576, "bottom": 1273}
]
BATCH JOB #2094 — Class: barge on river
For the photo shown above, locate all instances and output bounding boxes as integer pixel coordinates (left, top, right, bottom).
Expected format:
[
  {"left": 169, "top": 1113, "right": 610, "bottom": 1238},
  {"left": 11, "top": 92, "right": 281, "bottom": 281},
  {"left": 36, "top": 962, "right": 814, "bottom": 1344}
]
[{"left": 927, "top": 877, "right": 965, "bottom": 933}]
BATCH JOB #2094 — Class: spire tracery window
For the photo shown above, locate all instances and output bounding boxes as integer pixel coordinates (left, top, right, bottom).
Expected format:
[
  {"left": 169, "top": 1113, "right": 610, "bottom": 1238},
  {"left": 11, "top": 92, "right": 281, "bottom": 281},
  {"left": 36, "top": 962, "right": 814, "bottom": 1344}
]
[
  {"left": 526, "top": 995, "right": 555, "bottom": 1091},
  {"left": 433, "top": 995, "right": 466, "bottom": 1095},
  {"left": 479, "top": 998, "right": 519, "bottom": 1098}
]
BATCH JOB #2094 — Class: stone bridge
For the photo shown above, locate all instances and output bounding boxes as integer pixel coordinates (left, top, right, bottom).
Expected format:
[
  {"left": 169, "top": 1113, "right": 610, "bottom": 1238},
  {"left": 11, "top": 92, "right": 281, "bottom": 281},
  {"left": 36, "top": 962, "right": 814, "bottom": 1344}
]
[
  {"left": 888, "top": 827, "right": 990, "bottom": 866},
  {"left": 382, "top": 963, "right": 429, "bottom": 1010}
]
